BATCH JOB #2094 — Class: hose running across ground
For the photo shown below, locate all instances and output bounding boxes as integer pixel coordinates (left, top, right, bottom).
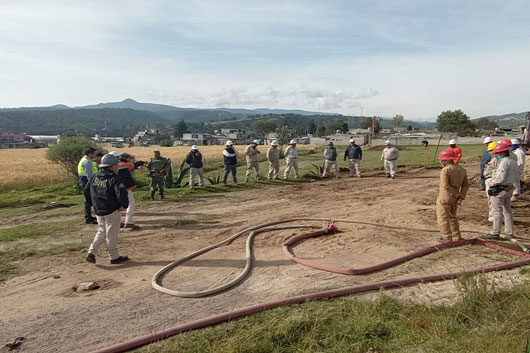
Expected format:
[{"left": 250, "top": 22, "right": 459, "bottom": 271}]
[
  {"left": 92, "top": 219, "right": 530, "bottom": 353},
  {"left": 152, "top": 217, "right": 485, "bottom": 297}
]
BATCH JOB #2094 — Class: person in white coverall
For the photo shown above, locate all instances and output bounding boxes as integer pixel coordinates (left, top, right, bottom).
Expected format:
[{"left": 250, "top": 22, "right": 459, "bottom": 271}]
[
  {"left": 381, "top": 140, "right": 400, "bottom": 179},
  {"left": 284, "top": 139, "right": 299, "bottom": 179}
]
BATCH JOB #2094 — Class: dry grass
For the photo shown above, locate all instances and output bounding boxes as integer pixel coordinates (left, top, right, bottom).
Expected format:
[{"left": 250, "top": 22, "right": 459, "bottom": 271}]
[{"left": 0, "top": 145, "right": 313, "bottom": 190}]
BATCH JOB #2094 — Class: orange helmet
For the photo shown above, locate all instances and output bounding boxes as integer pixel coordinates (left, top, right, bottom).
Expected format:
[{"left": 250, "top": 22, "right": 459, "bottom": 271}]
[
  {"left": 438, "top": 148, "right": 458, "bottom": 161},
  {"left": 501, "top": 139, "right": 512, "bottom": 146},
  {"left": 493, "top": 143, "right": 510, "bottom": 153}
]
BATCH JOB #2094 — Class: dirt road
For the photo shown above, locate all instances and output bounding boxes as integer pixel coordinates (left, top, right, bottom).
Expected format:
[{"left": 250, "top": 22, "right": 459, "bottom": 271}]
[{"left": 1, "top": 163, "right": 529, "bottom": 352}]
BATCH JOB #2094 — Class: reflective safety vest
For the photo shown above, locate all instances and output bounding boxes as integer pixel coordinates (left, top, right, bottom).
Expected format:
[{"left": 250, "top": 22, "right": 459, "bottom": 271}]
[{"left": 77, "top": 156, "right": 97, "bottom": 176}]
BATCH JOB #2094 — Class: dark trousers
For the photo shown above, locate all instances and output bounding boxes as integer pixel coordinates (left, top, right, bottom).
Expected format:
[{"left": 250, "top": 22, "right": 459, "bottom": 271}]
[
  {"left": 79, "top": 177, "right": 94, "bottom": 221},
  {"left": 223, "top": 164, "right": 237, "bottom": 184}
]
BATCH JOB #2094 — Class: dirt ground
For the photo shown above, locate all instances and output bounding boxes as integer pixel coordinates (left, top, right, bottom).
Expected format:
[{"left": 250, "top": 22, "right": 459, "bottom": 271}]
[{"left": 1, "top": 161, "right": 529, "bottom": 353}]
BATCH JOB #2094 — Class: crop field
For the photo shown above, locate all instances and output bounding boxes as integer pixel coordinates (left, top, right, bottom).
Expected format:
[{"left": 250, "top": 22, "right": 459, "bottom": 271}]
[{"left": 0, "top": 145, "right": 314, "bottom": 190}]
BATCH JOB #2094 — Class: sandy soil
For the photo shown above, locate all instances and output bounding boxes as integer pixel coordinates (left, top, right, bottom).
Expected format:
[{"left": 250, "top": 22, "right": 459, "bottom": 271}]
[{"left": 1, "top": 162, "right": 529, "bottom": 352}]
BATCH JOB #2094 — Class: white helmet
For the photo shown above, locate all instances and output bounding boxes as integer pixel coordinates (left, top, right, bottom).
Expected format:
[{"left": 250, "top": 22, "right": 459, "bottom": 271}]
[
  {"left": 225, "top": 140, "right": 234, "bottom": 146},
  {"left": 252, "top": 139, "right": 260, "bottom": 144},
  {"left": 349, "top": 138, "right": 355, "bottom": 143},
  {"left": 449, "top": 139, "right": 456, "bottom": 145},
  {"left": 289, "top": 139, "right": 297, "bottom": 144},
  {"left": 271, "top": 140, "right": 278, "bottom": 146},
  {"left": 191, "top": 145, "right": 198, "bottom": 150},
  {"left": 483, "top": 136, "right": 493, "bottom": 144},
  {"left": 511, "top": 138, "right": 520, "bottom": 145},
  {"left": 384, "top": 140, "right": 391, "bottom": 145},
  {"left": 109, "top": 150, "right": 120, "bottom": 157}
]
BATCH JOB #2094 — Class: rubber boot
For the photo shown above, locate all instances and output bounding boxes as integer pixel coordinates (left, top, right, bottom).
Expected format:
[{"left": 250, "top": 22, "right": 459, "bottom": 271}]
[{"left": 150, "top": 191, "right": 155, "bottom": 201}]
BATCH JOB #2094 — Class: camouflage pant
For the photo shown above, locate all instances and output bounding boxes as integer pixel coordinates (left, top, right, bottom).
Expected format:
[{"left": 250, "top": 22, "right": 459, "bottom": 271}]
[{"left": 150, "top": 177, "right": 165, "bottom": 197}]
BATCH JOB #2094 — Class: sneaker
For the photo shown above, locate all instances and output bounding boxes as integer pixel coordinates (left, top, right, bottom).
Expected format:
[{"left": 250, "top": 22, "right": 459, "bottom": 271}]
[
  {"left": 110, "top": 256, "right": 130, "bottom": 264},
  {"left": 85, "top": 253, "right": 96, "bottom": 264},
  {"left": 85, "top": 219, "right": 98, "bottom": 225},
  {"left": 436, "top": 237, "right": 450, "bottom": 243},
  {"left": 124, "top": 224, "right": 140, "bottom": 230},
  {"left": 480, "top": 234, "right": 500, "bottom": 240}
]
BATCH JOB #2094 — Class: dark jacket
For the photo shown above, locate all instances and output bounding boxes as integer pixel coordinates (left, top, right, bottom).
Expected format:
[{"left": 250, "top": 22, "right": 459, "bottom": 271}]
[
  {"left": 84, "top": 168, "right": 129, "bottom": 216},
  {"left": 344, "top": 145, "right": 362, "bottom": 160},
  {"left": 185, "top": 151, "right": 203, "bottom": 168},
  {"left": 480, "top": 148, "right": 491, "bottom": 175},
  {"left": 324, "top": 147, "right": 338, "bottom": 161},
  {"left": 223, "top": 147, "right": 238, "bottom": 166}
]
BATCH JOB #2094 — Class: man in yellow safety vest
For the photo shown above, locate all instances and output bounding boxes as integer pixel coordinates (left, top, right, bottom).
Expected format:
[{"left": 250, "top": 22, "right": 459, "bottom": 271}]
[{"left": 78, "top": 147, "right": 98, "bottom": 224}]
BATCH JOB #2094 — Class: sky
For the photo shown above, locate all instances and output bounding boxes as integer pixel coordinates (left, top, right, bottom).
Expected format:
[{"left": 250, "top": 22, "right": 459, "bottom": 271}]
[{"left": 1, "top": 0, "right": 529, "bottom": 120}]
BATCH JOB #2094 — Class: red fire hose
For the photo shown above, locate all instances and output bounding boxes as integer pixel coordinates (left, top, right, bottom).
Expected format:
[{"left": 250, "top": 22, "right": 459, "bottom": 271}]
[{"left": 92, "top": 221, "right": 530, "bottom": 353}]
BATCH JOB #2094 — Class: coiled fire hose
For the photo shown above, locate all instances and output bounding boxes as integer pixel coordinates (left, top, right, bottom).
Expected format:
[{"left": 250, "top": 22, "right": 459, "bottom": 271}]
[{"left": 92, "top": 219, "right": 530, "bottom": 353}]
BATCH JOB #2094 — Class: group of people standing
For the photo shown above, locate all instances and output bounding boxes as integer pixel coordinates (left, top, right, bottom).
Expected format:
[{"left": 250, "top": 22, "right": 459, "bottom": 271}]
[{"left": 436, "top": 137, "right": 526, "bottom": 244}]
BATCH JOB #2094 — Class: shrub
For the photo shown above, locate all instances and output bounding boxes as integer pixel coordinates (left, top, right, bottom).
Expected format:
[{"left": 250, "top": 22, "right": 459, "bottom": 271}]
[{"left": 45, "top": 137, "right": 104, "bottom": 180}]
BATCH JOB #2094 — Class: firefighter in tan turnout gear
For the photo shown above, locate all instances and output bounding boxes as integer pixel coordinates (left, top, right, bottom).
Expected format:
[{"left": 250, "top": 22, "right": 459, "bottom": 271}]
[
  {"left": 266, "top": 140, "right": 280, "bottom": 180},
  {"left": 435, "top": 149, "right": 469, "bottom": 243},
  {"left": 244, "top": 140, "right": 261, "bottom": 182}
]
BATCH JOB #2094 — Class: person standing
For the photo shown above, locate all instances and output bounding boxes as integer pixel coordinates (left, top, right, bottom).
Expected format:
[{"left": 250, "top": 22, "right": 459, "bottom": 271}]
[
  {"left": 510, "top": 138, "right": 526, "bottom": 202},
  {"left": 78, "top": 147, "right": 98, "bottom": 224},
  {"left": 322, "top": 141, "right": 339, "bottom": 178},
  {"left": 284, "top": 139, "right": 300, "bottom": 179},
  {"left": 448, "top": 139, "right": 463, "bottom": 164},
  {"left": 266, "top": 140, "right": 280, "bottom": 180},
  {"left": 118, "top": 152, "right": 144, "bottom": 230},
  {"left": 483, "top": 141, "right": 500, "bottom": 224},
  {"left": 84, "top": 154, "right": 130, "bottom": 264},
  {"left": 185, "top": 145, "right": 205, "bottom": 189},
  {"left": 480, "top": 136, "right": 493, "bottom": 190},
  {"left": 244, "top": 140, "right": 261, "bottom": 182},
  {"left": 435, "top": 149, "right": 469, "bottom": 243},
  {"left": 481, "top": 143, "right": 519, "bottom": 240},
  {"left": 222, "top": 141, "right": 239, "bottom": 185},
  {"left": 381, "top": 140, "right": 400, "bottom": 179},
  {"left": 146, "top": 150, "right": 170, "bottom": 200},
  {"left": 344, "top": 138, "right": 362, "bottom": 178}
]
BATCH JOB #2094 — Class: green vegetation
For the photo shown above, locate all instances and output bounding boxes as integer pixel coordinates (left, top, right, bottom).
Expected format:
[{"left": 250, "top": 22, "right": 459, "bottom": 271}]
[
  {"left": 135, "top": 274, "right": 530, "bottom": 353},
  {"left": 0, "top": 219, "right": 79, "bottom": 242},
  {"left": 46, "top": 136, "right": 105, "bottom": 179},
  {"left": 437, "top": 110, "right": 476, "bottom": 136}
]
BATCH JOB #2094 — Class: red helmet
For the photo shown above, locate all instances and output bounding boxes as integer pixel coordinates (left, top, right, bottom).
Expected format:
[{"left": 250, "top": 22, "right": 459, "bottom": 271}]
[
  {"left": 501, "top": 139, "right": 512, "bottom": 146},
  {"left": 493, "top": 143, "right": 510, "bottom": 153},
  {"left": 438, "top": 148, "right": 458, "bottom": 161}
]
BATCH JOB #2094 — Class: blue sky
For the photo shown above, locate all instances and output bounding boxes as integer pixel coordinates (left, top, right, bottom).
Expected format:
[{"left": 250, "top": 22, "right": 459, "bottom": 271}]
[{"left": 1, "top": 0, "right": 529, "bottom": 119}]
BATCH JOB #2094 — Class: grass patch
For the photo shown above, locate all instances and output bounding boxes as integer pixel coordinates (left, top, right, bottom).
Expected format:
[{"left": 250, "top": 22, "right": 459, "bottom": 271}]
[
  {"left": 136, "top": 275, "right": 530, "bottom": 353},
  {"left": 0, "top": 219, "right": 80, "bottom": 242}
]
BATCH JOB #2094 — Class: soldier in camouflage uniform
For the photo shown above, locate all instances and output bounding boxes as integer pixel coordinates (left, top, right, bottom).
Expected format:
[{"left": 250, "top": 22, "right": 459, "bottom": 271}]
[{"left": 146, "top": 150, "right": 171, "bottom": 200}]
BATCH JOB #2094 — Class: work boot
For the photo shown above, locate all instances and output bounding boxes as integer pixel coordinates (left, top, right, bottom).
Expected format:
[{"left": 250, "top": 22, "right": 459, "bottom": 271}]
[
  {"left": 511, "top": 195, "right": 519, "bottom": 202},
  {"left": 85, "top": 253, "right": 96, "bottom": 264},
  {"left": 150, "top": 191, "right": 155, "bottom": 201},
  {"left": 124, "top": 224, "right": 140, "bottom": 230},
  {"left": 85, "top": 218, "right": 98, "bottom": 225},
  {"left": 110, "top": 256, "right": 130, "bottom": 264},
  {"left": 385, "top": 174, "right": 391, "bottom": 178},
  {"left": 480, "top": 233, "right": 500, "bottom": 240}
]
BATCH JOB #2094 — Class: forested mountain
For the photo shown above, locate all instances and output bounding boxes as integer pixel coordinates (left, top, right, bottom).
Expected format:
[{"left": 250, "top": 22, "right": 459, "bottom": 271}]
[{"left": 474, "top": 111, "right": 528, "bottom": 128}]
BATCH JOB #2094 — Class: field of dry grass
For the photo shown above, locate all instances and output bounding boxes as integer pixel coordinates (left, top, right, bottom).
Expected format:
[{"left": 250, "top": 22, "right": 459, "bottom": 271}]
[{"left": 0, "top": 145, "right": 313, "bottom": 190}]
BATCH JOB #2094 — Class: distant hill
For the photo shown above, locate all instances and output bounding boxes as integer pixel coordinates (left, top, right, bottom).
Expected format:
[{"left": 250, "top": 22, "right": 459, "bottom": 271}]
[
  {"left": 474, "top": 111, "right": 528, "bottom": 128},
  {"left": 78, "top": 98, "right": 181, "bottom": 112}
]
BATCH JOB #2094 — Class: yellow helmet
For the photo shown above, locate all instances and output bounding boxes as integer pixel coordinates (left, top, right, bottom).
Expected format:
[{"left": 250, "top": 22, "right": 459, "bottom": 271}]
[{"left": 487, "top": 141, "right": 498, "bottom": 151}]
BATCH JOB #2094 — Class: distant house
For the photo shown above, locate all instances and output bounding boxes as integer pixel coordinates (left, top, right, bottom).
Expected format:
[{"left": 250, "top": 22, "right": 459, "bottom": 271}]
[
  {"left": 133, "top": 129, "right": 170, "bottom": 146},
  {"left": 0, "top": 129, "right": 32, "bottom": 148},
  {"left": 181, "top": 133, "right": 218, "bottom": 146}
]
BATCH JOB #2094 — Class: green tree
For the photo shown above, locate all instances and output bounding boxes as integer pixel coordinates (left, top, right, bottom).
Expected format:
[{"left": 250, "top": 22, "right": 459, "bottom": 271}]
[
  {"left": 437, "top": 110, "right": 475, "bottom": 136},
  {"left": 275, "top": 125, "right": 293, "bottom": 146},
  {"left": 45, "top": 136, "right": 105, "bottom": 180},
  {"left": 253, "top": 120, "right": 277, "bottom": 136},
  {"left": 475, "top": 117, "right": 499, "bottom": 131},
  {"left": 308, "top": 120, "right": 317, "bottom": 134},
  {"left": 362, "top": 117, "right": 381, "bottom": 133},
  {"left": 393, "top": 114, "right": 404, "bottom": 129},
  {"left": 174, "top": 120, "right": 189, "bottom": 138},
  {"left": 316, "top": 125, "right": 326, "bottom": 137}
]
